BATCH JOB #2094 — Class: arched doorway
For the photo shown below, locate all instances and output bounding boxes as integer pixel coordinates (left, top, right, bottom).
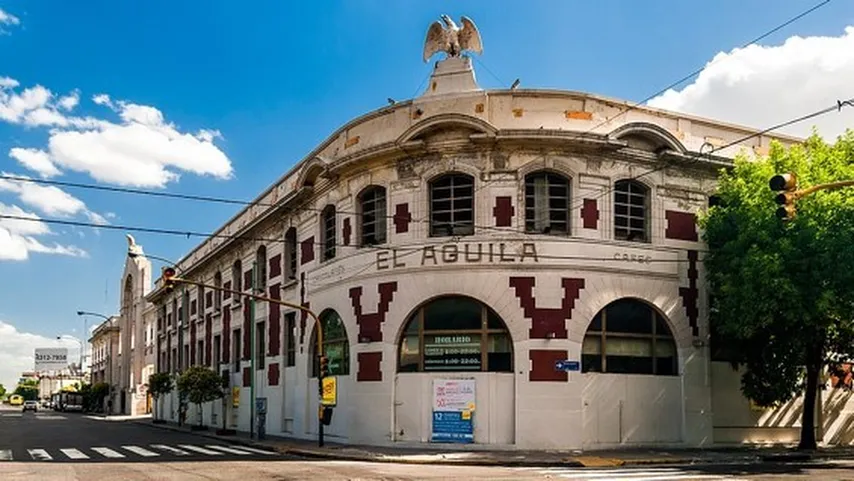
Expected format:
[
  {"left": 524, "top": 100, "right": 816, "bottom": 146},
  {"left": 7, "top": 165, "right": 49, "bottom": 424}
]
[
  {"left": 306, "top": 309, "right": 350, "bottom": 437},
  {"left": 393, "top": 296, "right": 515, "bottom": 444},
  {"left": 580, "top": 298, "right": 683, "bottom": 447}
]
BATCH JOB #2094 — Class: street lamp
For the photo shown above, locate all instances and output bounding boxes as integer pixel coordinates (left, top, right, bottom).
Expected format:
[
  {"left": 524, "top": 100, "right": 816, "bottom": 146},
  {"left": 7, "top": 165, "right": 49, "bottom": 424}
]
[
  {"left": 76, "top": 311, "right": 111, "bottom": 372},
  {"left": 56, "top": 335, "right": 84, "bottom": 373}
]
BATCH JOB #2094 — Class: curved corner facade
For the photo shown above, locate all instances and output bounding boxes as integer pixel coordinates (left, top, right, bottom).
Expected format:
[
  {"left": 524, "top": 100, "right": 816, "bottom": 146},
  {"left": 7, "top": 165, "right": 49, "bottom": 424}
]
[{"left": 146, "top": 56, "right": 800, "bottom": 450}]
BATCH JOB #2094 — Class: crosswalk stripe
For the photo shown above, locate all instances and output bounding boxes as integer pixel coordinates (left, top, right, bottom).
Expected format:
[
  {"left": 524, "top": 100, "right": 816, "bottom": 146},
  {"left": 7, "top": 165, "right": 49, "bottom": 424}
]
[
  {"left": 121, "top": 445, "right": 159, "bottom": 457},
  {"left": 205, "top": 445, "right": 251, "bottom": 455},
  {"left": 149, "top": 444, "right": 190, "bottom": 456},
  {"left": 223, "top": 445, "right": 276, "bottom": 455},
  {"left": 60, "top": 448, "right": 89, "bottom": 460},
  {"left": 91, "top": 447, "right": 125, "bottom": 458},
  {"left": 536, "top": 468, "right": 731, "bottom": 480},
  {"left": 0, "top": 449, "right": 12, "bottom": 461},
  {"left": 177, "top": 444, "right": 223, "bottom": 455},
  {"left": 27, "top": 449, "right": 52, "bottom": 461}
]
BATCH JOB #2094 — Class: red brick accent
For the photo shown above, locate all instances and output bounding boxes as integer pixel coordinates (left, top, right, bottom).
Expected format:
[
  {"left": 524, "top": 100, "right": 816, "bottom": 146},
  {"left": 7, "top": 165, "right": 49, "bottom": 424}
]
[
  {"left": 242, "top": 367, "right": 251, "bottom": 387},
  {"left": 269, "top": 254, "right": 281, "bottom": 279},
  {"left": 665, "top": 210, "right": 699, "bottom": 241},
  {"left": 300, "top": 236, "right": 315, "bottom": 265},
  {"left": 679, "top": 250, "right": 700, "bottom": 337},
  {"left": 357, "top": 352, "right": 383, "bottom": 382},
  {"left": 205, "top": 314, "right": 212, "bottom": 366},
  {"left": 242, "top": 300, "right": 251, "bottom": 360},
  {"left": 223, "top": 281, "right": 232, "bottom": 299},
  {"left": 342, "top": 217, "right": 352, "bottom": 246},
  {"left": 581, "top": 198, "right": 599, "bottom": 229},
  {"left": 349, "top": 282, "right": 398, "bottom": 342},
  {"left": 393, "top": 203, "right": 411, "bottom": 234},
  {"left": 493, "top": 196, "right": 515, "bottom": 227},
  {"left": 510, "top": 277, "right": 586, "bottom": 339},
  {"left": 222, "top": 309, "right": 231, "bottom": 363},
  {"left": 268, "top": 284, "right": 281, "bottom": 356},
  {"left": 529, "top": 349, "right": 568, "bottom": 382},
  {"left": 267, "top": 362, "right": 280, "bottom": 386},
  {"left": 189, "top": 322, "right": 197, "bottom": 365}
]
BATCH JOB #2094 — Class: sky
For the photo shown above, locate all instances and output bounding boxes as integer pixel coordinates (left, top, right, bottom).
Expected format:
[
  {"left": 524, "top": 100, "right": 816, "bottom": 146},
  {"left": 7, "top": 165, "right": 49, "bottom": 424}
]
[{"left": 1, "top": 0, "right": 853, "bottom": 390}]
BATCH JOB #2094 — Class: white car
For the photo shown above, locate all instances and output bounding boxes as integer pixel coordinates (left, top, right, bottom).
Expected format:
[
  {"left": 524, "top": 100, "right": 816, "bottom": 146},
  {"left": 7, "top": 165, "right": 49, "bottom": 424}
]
[{"left": 22, "top": 400, "right": 38, "bottom": 412}]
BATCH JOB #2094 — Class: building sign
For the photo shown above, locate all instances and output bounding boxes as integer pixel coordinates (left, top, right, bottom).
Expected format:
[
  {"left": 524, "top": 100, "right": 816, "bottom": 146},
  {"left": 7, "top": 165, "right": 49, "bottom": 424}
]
[
  {"left": 321, "top": 376, "right": 337, "bottom": 406},
  {"left": 423, "top": 335, "right": 482, "bottom": 371},
  {"left": 34, "top": 348, "right": 68, "bottom": 371},
  {"left": 377, "top": 242, "right": 539, "bottom": 270},
  {"left": 432, "top": 379, "right": 476, "bottom": 443}
]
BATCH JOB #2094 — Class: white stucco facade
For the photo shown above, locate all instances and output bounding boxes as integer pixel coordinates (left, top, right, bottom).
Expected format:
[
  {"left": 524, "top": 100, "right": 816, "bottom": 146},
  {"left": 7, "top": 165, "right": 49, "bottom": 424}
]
[{"left": 144, "top": 39, "right": 817, "bottom": 450}]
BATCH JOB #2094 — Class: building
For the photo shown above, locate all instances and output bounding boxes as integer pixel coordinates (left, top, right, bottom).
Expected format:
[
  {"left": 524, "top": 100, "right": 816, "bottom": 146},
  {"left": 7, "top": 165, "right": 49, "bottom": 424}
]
[
  {"left": 89, "top": 317, "right": 119, "bottom": 391},
  {"left": 144, "top": 17, "right": 825, "bottom": 450}
]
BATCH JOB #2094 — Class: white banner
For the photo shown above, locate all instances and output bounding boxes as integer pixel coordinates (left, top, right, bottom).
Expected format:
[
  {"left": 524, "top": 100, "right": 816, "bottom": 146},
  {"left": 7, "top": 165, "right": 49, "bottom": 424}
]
[
  {"left": 34, "top": 348, "right": 68, "bottom": 371},
  {"left": 432, "top": 379, "right": 476, "bottom": 412}
]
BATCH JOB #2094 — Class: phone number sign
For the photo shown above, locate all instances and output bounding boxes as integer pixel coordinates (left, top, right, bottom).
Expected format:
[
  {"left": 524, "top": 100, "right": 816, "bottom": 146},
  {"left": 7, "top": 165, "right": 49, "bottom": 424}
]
[{"left": 34, "top": 348, "right": 69, "bottom": 371}]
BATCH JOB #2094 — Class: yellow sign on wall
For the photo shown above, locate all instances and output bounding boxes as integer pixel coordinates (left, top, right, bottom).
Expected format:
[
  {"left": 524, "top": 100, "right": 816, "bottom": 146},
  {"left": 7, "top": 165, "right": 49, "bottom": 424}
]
[
  {"left": 321, "top": 376, "right": 337, "bottom": 406},
  {"left": 232, "top": 387, "right": 240, "bottom": 408}
]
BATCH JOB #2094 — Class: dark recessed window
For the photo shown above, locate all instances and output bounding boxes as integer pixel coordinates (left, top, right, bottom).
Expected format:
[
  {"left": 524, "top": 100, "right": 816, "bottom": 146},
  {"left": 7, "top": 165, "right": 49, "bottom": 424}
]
[
  {"left": 429, "top": 173, "right": 475, "bottom": 237},
  {"left": 359, "top": 186, "right": 387, "bottom": 246},
  {"left": 525, "top": 171, "right": 571, "bottom": 235},
  {"left": 321, "top": 205, "right": 337, "bottom": 261},
  {"left": 614, "top": 180, "right": 649, "bottom": 242}
]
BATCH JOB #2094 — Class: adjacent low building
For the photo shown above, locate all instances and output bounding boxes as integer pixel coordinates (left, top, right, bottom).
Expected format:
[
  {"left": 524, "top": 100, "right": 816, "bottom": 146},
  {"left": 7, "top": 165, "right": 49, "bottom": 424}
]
[{"left": 143, "top": 17, "right": 847, "bottom": 450}]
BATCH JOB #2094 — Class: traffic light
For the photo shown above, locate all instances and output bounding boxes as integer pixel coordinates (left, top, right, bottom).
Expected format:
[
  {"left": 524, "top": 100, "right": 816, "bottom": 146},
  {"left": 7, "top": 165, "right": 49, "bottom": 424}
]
[
  {"left": 319, "top": 356, "right": 329, "bottom": 379},
  {"left": 319, "top": 406, "right": 333, "bottom": 426},
  {"left": 163, "top": 266, "right": 177, "bottom": 293},
  {"left": 769, "top": 172, "right": 798, "bottom": 220}
]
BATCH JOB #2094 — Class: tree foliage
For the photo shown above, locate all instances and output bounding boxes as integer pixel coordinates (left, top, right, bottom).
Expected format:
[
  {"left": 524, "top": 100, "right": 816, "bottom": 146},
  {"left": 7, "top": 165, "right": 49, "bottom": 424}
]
[
  {"left": 148, "top": 372, "right": 173, "bottom": 399},
  {"left": 176, "top": 366, "right": 224, "bottom": 406},
  {"left": 701, "top": 131, "right": 854, "bottom": 449},
  {"left": 0, "top": 383, "right": 6, "bottom": 399}
]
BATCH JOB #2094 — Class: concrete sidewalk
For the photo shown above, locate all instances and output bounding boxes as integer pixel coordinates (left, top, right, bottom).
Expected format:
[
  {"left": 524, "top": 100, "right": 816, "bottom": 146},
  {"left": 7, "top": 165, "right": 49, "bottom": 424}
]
[{"left": 130, "top": 419, "right": 853, "bottom": 468}]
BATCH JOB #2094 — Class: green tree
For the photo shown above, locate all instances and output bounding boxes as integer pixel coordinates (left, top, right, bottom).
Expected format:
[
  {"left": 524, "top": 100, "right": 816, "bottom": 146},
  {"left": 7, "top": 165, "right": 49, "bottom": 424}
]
[
  {"left": 148, "top": 372, "right": 174, "bottom": 423},
  {"left": 702, "top": 131, "right": 854, "bottom": 450},
  {"left": 0, "top": 383, "right": 6, "bottom": 399},
  {"left": 176, "top": 366, "right": 224, "bottom": 429},
  {"left": 13, "top": 384, "right": 39, "bottom": 401}
]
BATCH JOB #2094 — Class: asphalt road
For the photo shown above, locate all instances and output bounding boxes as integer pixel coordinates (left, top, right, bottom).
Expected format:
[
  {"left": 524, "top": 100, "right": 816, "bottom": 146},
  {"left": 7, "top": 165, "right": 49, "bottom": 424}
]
[{"left": 3, "top": 405, "right": 854, "bottom": 480}]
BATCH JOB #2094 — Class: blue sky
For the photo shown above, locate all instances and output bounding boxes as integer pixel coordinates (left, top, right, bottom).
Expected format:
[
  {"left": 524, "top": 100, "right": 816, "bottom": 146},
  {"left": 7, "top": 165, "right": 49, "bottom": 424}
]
[{"left": 1, "top": 0, "right": 853, "bottom": 388}]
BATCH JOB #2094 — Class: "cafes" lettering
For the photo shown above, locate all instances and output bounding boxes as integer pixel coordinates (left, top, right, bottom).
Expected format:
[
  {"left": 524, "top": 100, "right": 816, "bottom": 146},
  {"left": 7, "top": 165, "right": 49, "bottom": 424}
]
[{"left": 377, "top": 242, "right": 539, "bottom": 270}]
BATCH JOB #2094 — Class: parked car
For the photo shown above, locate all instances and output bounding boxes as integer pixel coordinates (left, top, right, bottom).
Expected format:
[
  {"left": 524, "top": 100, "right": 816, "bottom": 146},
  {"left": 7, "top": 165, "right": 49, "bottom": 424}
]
[{"left": 22, "top": 400, "right": 39, "bottom": 412}]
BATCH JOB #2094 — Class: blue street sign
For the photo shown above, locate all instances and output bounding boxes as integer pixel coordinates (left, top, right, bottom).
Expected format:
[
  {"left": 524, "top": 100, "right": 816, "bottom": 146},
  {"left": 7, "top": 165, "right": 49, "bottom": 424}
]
[{"left": 555, "top": 360, "right": 580, "bottom": 372}]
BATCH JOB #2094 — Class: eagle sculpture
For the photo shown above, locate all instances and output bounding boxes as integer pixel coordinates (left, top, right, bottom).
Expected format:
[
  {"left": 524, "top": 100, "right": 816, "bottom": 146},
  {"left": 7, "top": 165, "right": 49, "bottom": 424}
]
[
  {"left": 423, "top": 15, "right": 483, "bottom": 63},
  {"left": 126, "top": 233, "right": 144, "bottom": 257}
]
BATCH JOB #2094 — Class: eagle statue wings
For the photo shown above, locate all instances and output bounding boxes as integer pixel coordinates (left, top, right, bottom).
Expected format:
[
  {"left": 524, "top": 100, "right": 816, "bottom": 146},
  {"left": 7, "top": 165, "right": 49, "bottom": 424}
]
[{"left": 423, "top": 15, "right": 483, "bottom": 63}]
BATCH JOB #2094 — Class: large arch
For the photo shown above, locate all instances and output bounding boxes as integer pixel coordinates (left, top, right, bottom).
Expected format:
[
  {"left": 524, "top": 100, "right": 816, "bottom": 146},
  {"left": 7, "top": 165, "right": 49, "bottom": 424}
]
[
  {"left": 609, "top": 122, "right": 687, "bottom": 154},
  {"left": 396, "top": 113, "right": 499, "bottom": 145},
  {"left": 309, "top": 309, "right": 350, "bottom": 377},
  {"left": 396, "top": 295, "right": 513, "bottom": 373},
  {"left": 581, "top": 297, "right": 678, "bottom": 376}
]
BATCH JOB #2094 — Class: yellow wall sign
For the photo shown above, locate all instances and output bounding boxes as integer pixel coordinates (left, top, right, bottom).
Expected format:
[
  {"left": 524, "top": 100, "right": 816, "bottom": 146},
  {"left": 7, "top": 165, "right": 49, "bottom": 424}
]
[
  {"left": 232, "top": 387, "right": 240, "bottom": 408},
  {"left": 321, "top": 376, "right": 337, "bottom": 406}
]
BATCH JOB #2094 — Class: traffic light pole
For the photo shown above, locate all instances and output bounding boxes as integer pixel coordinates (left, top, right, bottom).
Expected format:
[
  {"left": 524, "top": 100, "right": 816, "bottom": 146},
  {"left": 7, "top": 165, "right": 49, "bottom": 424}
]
[
  {"left": 162, "top": 273, "right": 326, "bottom": 447},
  {"left": 771, "top": 173, "right": 854, "bottom": 220},
  {"left": 249, "top": 261, "right": 256, "bottom": 440},
  {"left": 792, "top": 179, "right": 854, "bottom": 199}
]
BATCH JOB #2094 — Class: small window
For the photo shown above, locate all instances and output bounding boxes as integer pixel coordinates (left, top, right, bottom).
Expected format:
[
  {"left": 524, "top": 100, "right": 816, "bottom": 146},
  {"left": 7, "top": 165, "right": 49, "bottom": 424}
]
[
  {"left": 214, "top": 271, "right": 222, "bottom": 310},
  {"left": 286, "top": 312, "right": 296, "bottom": 367},
  {"left": 359, "top": 186, "right": 387, "bottom": 246},
  {"left": 397, "top": 296, "right": 513, "bottom": 373},
  {"left": 256, "top": 321, "right": 266, "bottom": 370},
  {"left": 213, "top": 334, "right": 221, "bottom": 367},
  {"left": 321, "top": 205, "right": 337, "bottom": 261},
  {"left": 310, "top": 310, "right": 349, "bottom": 377},
  {"left": 525, "top": 171, "right": 571, "bottom": 235},
  {"left": 197, "top": 340, "right": 204, "bottom": 366},
  {"left": 581, "top": 298, "right": 677, "bottom": 376},
  {"left": 255, "top": 245, "right": 267, "bottom": 290},
  {"left": 232, "top": 260, "right": 242, "bottom": 305},
  {"left": 430, "top": 173, "right": 475, "bottom": 237},
  {"left": 233, "top": 329, "right": 241, "bottom": 372},
  {"left": 614, "top": 180, "right": 649, "bottom": 242},
  {"left": 284, "top": 227, "right": 297, "bottom": 280}
]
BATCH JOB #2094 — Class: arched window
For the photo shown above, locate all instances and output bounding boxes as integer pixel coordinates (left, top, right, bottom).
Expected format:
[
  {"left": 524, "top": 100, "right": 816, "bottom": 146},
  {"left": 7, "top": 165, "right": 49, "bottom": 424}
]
[
  {"left": 321, "top": 205, "right": 336, "bottom": 261},
  {"left": 525, "top": 171, "right": 571, "bottom": 235},
  {"left": 359, "top": 186, "right": 387, "bottom": 246},
  {"left": 284, "top": 227, "right": 297, "bottom": 280},
  {"left": 397, "top": 296, "right": 512, "bottom": 373},
  {"left": 581, "top": 299, "right": 677, "bottom": 376},
  {"left": 429, "top": 173, "right": 475, "bottom": 237},
  {"left": 232, "top": 259, "right": 242, "bottom": 305},
  {"left": 310, "top": 309, "right": 349, "bottom": 377},
  {"left": 255, "top": 245, "right": 267, "bottom": 290},
  {"left": 213, "top": 271, "right": 222, "bottom": 310},
  {"left": 614, "top": 180, "right": 649, "bottom": 242}
]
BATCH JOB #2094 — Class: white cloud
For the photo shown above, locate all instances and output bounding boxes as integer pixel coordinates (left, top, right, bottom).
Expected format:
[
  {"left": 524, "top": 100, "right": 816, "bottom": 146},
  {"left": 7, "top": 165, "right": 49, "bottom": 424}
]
[
  {"left": 648, "top": 26, "right": 854, "bottom": 140},
  {"left": 0, "top": 8, "right": 19, "bottom": 28},
  {"left": 9, "top": 148, "right": 62, "bottom": 177},
  {"left": 0, "top": 203, "right": 87, "bottom": 261},
  {"left": 0, "top": 320, "right": 83, "bottom": 391},
  {"left": 0, "top": 173, "right": 105, "bottom": 221},
  {"left": 0, "top": 79, "right": 233, "bottom": 187}
]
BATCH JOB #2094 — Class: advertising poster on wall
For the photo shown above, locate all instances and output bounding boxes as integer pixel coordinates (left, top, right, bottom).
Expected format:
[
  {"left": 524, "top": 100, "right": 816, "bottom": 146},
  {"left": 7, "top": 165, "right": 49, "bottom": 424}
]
[{"left": 431, "top": 379, "right": 476, "bottom": 443}]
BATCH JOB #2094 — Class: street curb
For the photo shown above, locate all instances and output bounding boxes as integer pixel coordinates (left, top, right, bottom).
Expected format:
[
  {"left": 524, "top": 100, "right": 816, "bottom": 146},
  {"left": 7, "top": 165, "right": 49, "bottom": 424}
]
[{"left": 128, "top": 421, "right": 838, "bottom": 468}]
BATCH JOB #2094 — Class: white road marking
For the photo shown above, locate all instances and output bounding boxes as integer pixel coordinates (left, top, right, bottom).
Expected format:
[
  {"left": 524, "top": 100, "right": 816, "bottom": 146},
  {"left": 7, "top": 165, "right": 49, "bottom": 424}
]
[
  {"left": 0, "top": 449, "right": 12, "bottom": 461},
  {"left": 204, "top": 445, "right": 251, "bottom": 455},
  {"left": 121, "top": 445, "right": 159, "bottom": 457},
  {"left": 226, "top": 445, "right": 276, "bottom": 455},
  {"left": 60, "top": 448, "right": 89, "bottom": 460},
  {"left": 534, "top": 467, "right": 739, "bottom": 480},
  {"left": 91, "top": 447, "right": 126, "bottom": 458},
  {"left": 177, "top": 444, "right": 223, "bottom": 456},
  {"left": 26, "top": 449, "right": 52, "bottom": 461},
  {"left": 149, "top": 444, "right": 190, "bottom": 456}
]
